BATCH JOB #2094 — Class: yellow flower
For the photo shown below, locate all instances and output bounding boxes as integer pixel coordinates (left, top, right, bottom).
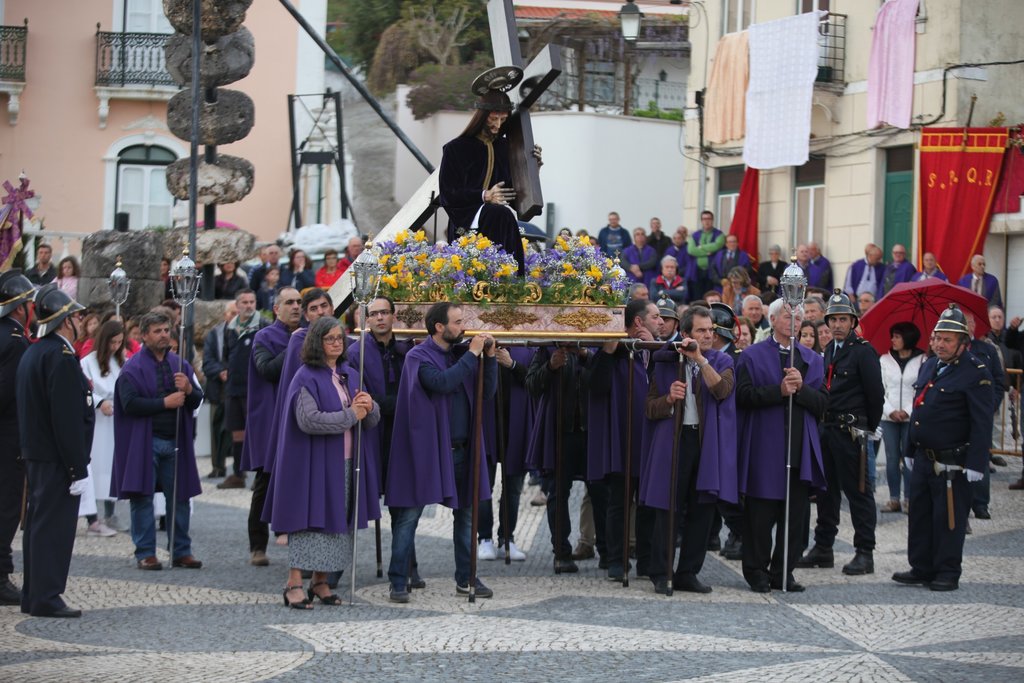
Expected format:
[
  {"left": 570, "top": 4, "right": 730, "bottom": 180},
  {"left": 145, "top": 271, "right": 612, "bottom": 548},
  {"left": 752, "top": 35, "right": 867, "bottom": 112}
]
[
  {"left": 394, "top": 229, "right": 408, "bottom": 245},
  {"left": 414, "top": 252, "right": 428, "bottom": 263},
  {"left": 451, "top": 254, "right": 463, "bottom": 271},
  {"left": 530, "top": 268, "right": 542, "bottom": 279},
  {"left": 379, "top": 253, "right": 390, "bottom": 266},
  {"left": 556, "top": 236, "right": 568, "bottom": 252},
  {"left": 587, "top": 265, "right": 603, "bottom": 281},
  {"left": 605, "top": 258, "right": 613, "bottom": 268},
  {"left": 471, "top": 259, "right": 485, "bottom": 274},
  {"left": 413, "top": 229, "right": 427, "bottom": 242},
  {"left": 430, "top": 257, "right": 445, "bottom": 273},
  {"left": 562, "top": 262, "right": 578, "bottom": 277},
  {"left": 381, "top": 274, "right": 398, "bottom": 288},
  {"left": 496, "top": 264, "right": 515, "bottom": 278},
  {"left": 475, "top": 236, "right": 492, "bottom": 250},
  {"left": 521, "top": 237, "right": 529, "bottom": 251},
  {"left": 458, "top": 235, "right": 471, "bottom": 248}
]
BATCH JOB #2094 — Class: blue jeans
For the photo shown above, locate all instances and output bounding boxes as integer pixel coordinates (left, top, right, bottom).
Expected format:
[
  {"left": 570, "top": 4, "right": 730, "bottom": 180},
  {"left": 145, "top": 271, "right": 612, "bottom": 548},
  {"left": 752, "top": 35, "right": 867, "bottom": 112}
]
[
  {"left": 881, "top": 421, "right": 911, "bottom": 500},
  {"left": 130, "top": 437, "right": 192, "bottom": 561},
  {"left": 387, "top": 447, "right": 473, "bottom": 590}
]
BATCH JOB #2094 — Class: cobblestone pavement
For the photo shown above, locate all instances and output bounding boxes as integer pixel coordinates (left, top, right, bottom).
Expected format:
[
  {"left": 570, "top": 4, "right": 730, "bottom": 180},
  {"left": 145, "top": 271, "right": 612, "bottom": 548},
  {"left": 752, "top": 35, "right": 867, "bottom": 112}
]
[{"left": 2, "top": 457, "right": 1023, "bottom": 682}]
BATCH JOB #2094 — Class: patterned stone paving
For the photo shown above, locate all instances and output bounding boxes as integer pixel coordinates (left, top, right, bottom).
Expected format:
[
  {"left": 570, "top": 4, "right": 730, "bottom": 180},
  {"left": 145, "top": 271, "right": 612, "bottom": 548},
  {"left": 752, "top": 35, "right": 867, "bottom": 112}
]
[{"left": 1, "top": 457, "right": 1022, "bottom": 682}]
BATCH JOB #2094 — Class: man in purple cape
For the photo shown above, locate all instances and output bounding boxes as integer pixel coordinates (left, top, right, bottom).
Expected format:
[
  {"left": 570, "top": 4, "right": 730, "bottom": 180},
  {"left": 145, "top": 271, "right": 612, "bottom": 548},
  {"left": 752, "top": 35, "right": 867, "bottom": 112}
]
[
  {"left": 525, "top": 343, "right": 604, "bottom": 574},
  {"left": 843, "top": 244, "right": 885, "bottom": 299},
  {"left": 240, "top": 287, "right": 301, "bottom": 566},
  {"left": 112, "top": 311, "right": 204, "bottom": 570},
  {"left": 261, "top": 355, "right": 381, "bottom": 536},
  {"left": 878, "top": 244, "right": 917, "bottom": 298},
  {"left": 736, "top": 298, "right": 827, "bottom": 593},
  {"left": 640, "top": 306, "right": 736, "bottom": 595},
  {"left": 385, "top": 303, "right": 496, "bottom": 603},
  {"left": 621, "top": 228, "right": 659, "bottom": 286},
  {"left": 587, "top": 298, "right": 659, "bottom": 581},
  {"left": 477, "top": 345, "right": 535, "bottom": 562},
  {"left": 708, "top": 234, "right": 754, "bottom": 290},
  {"left": 807, "top": 241, "right": 833, "bottom": 291}
]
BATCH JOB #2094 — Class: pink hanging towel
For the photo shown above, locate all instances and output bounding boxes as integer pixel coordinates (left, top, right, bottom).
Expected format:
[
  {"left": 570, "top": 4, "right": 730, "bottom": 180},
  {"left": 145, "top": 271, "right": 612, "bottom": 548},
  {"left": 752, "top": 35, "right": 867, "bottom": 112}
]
[{"left": 867, "top": 0, "right": 920, "bottom": 129}]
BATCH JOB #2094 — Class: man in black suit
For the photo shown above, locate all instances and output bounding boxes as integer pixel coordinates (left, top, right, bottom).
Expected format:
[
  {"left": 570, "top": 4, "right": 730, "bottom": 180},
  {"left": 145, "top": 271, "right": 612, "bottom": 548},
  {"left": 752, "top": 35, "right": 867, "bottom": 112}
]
[
  {"left": 16, "top": 284, "right": 94, "bottom": 618},
  {"left": 0, "top": 270, "right": 36, "bottom": 605}
]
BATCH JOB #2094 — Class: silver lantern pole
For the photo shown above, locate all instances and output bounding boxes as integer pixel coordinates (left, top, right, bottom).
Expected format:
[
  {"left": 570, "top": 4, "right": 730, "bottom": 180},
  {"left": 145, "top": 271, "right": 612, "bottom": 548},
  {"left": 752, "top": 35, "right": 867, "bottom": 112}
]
[
  {"left": 168, "top": 245, "right": 201, "bottom": 568},
  {"left": 107, "top": 256, "right": 131, "bottom": 320},
  {"left": 779, "top": 256, "right": 808, "bottom": 592},
  {"left": 348, "top": 242, "right": 382, "bottom": 604}
]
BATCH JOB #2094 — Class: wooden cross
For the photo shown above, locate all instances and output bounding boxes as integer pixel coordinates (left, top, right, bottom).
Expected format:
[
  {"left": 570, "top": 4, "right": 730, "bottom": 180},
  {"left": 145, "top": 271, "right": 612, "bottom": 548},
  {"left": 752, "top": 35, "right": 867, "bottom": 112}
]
[{"left": 328, "top": 0, "right": 561, "bottom": 308}]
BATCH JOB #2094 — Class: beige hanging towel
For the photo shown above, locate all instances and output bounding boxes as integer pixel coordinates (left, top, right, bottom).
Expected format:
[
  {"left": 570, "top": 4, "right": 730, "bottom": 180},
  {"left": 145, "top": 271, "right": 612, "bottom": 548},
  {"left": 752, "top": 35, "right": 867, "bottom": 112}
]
[{"left": 704, "top": 31, "right": 749, "bottom": 144}]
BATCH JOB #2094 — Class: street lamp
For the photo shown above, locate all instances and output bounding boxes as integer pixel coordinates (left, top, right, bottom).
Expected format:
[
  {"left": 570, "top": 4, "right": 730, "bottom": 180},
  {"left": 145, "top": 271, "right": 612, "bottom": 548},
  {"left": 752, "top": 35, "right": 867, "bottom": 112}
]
[
  {"left": 107, "top": 255, "right": 131, "bottom": 320},
  {"left": 619, "top": 0, "right": 643, "bottom": 42}
]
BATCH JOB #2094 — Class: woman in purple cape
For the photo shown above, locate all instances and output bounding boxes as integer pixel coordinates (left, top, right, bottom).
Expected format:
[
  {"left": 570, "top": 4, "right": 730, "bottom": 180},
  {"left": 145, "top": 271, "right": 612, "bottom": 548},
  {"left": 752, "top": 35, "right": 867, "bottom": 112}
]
[{"left": 262, "top": 317, "right": 381, "bottom": 609}]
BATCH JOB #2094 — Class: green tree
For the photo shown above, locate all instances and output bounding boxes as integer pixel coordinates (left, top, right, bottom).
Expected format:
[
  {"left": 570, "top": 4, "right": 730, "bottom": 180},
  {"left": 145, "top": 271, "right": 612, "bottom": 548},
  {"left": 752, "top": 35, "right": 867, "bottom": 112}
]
[{"left": 327, "top": 0, "right": 402, "bottom": 70}]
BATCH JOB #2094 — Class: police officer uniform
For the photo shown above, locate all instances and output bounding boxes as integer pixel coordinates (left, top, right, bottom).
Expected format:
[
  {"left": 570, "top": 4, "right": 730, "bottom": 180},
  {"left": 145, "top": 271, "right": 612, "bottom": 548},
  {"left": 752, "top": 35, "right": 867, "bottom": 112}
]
[
  {"left": 798, "top": 289, "right": 883, "bottom": 575},
  {"left": 15, "top": 285, "right": 94, "bottom": 617},
  {"left": 893, "top": 305, "right": 994, "bottom": 591},
  {"left": 0, "top": 270, "right": 35, "bottom": 604},
  {"left": 658, "top": 299, "right": 680, "bottom": 343},
  {"left": 708, "top": 301, "right": 743, "bottom": 559}
]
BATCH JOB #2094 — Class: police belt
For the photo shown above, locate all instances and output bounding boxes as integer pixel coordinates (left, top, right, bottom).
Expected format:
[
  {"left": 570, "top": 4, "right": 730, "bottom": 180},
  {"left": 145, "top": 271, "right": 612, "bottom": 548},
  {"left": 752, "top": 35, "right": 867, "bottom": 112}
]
[
  {"left": 920, "top": 445, "right": 968, "bottom": 468},
  {"left": 822, "top": 412, "right": 864, "bottom": 428}
]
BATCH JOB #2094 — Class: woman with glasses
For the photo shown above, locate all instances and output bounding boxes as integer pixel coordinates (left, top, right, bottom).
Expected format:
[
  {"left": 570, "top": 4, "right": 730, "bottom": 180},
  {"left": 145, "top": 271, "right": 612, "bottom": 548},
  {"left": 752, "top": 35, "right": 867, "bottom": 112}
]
[{"left": 262, "top": 317, "right": 381, "bottom": 609}]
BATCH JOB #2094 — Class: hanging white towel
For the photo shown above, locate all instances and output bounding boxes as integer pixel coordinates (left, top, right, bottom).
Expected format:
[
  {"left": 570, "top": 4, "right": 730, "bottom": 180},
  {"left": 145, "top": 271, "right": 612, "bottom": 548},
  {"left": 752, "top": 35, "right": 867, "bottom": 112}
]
[{"left": 742, "top": 11, "right": 823, "bottom": 170}]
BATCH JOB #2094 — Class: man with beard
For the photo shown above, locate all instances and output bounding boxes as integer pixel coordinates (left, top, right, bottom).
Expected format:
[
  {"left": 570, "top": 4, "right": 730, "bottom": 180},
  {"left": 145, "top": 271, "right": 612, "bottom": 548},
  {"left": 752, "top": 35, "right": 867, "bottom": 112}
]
[
  {"left": 112, "top": 310, "right": 203, "bottom": 571},
  {"left": 386, "top": 303, "right": 497, "bottom": 603},
  {"left": 439, "top": 89, "right": 541, "bottom": 272}
]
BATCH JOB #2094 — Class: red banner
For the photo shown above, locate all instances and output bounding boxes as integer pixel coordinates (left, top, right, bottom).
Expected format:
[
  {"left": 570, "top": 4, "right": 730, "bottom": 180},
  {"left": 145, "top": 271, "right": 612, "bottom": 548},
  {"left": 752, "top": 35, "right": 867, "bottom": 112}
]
[
  {"left": 918, "top": 127, "right": 1008, "bottom": 282},
  {"left": 728, "top": 167, "right": 760, "bottom": 266}
]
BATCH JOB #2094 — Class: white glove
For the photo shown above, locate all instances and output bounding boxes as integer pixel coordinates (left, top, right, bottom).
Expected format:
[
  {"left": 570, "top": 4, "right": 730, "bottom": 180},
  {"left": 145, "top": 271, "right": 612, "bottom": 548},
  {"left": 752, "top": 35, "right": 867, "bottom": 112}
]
[
  {"left": 69, "top": 479, "right": 90, "bottom": 497},
  {"left": 904, "top": 458, "right": 914, "bottom": 470},
  {"left": 965, "top": 469, "right": 984, "bottom": 483}
]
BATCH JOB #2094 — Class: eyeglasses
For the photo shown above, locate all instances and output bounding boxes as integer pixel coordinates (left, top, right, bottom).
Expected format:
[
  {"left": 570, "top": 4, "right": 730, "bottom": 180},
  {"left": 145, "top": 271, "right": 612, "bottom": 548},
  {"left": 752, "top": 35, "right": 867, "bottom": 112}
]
[
  {"left": 367, "top": 310, "right": 391, "bottom": 318},
  {"left": 323, "top": 335, "right": 345, "bottom": 345}
]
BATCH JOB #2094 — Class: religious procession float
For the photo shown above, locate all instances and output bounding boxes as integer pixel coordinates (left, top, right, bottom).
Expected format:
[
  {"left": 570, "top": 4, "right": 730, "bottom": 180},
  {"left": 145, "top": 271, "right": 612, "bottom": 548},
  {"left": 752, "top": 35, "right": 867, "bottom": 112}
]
[{"left": 370, "top": 229, "right": 630, "bottom": 339}]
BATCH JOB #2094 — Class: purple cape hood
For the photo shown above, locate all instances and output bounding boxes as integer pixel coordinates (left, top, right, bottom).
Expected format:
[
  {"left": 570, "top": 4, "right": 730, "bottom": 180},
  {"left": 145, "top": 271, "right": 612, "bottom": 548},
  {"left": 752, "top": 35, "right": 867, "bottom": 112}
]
[
  {"left": 262, "top": 364, "right": 381, "bottom": 533},
  {"left": 638, "top": 348, "right": 738, "bottom": 509},
  {"left": 110, "top": 347, "right": 201, "bottom": 499},
  {"left": 737, "top": 338, "right": 826, "bottom": 500},
  {"left": 385, "top": 337, "right": 490, "bottom": 509}
]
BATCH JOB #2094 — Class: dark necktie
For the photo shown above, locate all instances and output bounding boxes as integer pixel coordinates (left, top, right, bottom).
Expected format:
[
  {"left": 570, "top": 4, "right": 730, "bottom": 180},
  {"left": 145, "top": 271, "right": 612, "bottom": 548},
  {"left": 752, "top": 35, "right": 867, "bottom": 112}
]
[{"left": 936, "top": 361, "right": 949, "bottom": 377}]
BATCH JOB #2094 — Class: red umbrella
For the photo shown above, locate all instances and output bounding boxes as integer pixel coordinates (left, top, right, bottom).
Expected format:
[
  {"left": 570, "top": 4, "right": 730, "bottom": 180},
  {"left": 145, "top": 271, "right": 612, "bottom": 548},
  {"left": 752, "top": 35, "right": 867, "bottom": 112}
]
[{"left": 858, "top": 279, "right": 990, "bottom": 354}]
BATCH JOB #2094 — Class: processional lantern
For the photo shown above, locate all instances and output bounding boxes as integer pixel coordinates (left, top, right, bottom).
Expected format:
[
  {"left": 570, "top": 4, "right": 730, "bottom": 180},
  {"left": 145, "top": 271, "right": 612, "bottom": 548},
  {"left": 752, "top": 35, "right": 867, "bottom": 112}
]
[
  {"left": 170, "top": 246, "right": 201, "bottom": 308},
  {"left": 350, "top": 242, "right": 382, "bottom": 306},
  {"left": 780, "top": 256, "right": 808, "bottom": 308},
  {"left": 107, "top": 256, "right": 131, "bottom": 319}
]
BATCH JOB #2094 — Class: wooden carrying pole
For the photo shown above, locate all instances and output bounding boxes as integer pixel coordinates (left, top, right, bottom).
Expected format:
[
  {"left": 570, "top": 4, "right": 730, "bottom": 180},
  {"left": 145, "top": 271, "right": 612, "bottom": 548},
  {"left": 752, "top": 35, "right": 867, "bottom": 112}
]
[{"left": 468, "top": 356, "right": 486, "bottom": 601}]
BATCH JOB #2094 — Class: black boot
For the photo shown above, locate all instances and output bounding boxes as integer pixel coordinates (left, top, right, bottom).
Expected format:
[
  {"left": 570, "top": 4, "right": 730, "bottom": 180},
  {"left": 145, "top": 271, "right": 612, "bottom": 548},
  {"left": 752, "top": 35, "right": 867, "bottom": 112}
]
[
  {"left": 0, "top": 574, "right": 20, "bottom": 605},
  {"left": 842, "top": 551, "right": 874, "bottom": 576},
  {"left": 795, "top": 545, "right": 834, "bottom": 569},
  {"left": 721, "top": 532, "right": 742, "bottom": 560}
]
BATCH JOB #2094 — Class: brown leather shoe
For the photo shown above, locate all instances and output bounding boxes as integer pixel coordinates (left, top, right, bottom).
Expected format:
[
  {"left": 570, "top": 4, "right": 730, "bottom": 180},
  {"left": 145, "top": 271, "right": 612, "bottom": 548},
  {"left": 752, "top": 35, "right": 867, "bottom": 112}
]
[
  {"left": 172, "top": 555, "right": 203, "bottom": 569},
  {"left": 250, "top": 551, "right": 269, "bottom": 567},
  {"left": 1009, "top": 479, "right": 1024, "bottom": 491},
  {"left": 217, "top": 474, "right": 246, "bottom": 490},
  {"left": 137, "top": 556, "right": 163, "bottom": 570},
  {"left": 571, "top": 541, "right": 595, "bottom": 561}
]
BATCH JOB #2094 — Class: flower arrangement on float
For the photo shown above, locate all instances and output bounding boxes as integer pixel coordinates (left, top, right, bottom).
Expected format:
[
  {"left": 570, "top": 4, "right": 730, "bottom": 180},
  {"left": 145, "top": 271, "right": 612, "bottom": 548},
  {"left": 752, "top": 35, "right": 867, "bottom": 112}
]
[{"left": 372, "top": 229, "right": 628, "bottom": 337}]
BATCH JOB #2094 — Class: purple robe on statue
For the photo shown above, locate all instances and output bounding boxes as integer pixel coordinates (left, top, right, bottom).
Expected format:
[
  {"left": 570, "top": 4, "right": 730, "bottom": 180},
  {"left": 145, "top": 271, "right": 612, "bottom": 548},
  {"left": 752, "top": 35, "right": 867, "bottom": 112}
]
[
  {"left": 240, "top": 320, "right": 291, "bottom": 472},
  {"left": 638, "top": 348, "right": 738, "bottom": 510},
  {"left": 110, "top": 347, "right": 202, "bottom": 499},
  {"left": 737, "top": 338, "right": 826, "bottom": 500},
  {"left": 385, "top": 337, "right": 491, "bottom": 509},
  {"left": 587, "top": 348, "right": 648, "bottom": 480},
  {"left": 261, "top": 364, "right": 381, "bottom": 533},
  {"left": 482, "top": 347, "right": 536, "bottom": 475}
]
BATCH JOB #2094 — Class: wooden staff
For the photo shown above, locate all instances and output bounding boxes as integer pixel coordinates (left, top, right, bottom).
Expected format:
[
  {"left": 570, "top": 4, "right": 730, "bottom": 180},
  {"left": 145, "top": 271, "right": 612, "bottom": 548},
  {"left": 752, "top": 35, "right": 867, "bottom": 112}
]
[
  {"left": 374, "top": 520, "right": 383, "bottom": 578},
  {"left": 946, "top": 476, "right": 956, "bottom": 531},
  {"left": 496, "top": 370, "right": 511, "bottom": 565},
  {"left": 665, "top": 350, "right": 686, "bottom": 597},
  {"left": 553, "top": 353, "right": 566, "bottom": 574},
  {"left": 621, "top": 347, "right": 635, "bottom": 587},
  {"left": 468, "top": 352, "right": 486, "bottom": 602}
]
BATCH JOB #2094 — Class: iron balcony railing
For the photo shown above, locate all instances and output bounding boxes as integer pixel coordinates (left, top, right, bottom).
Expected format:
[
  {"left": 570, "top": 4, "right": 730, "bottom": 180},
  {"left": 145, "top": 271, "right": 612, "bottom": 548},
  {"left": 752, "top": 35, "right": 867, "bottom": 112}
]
[
  {"left": 95, "top": 27, "right": 175, "bottom": 87},
  {"left": 816, "top": 12, "right": 846, "bottom": 85},
  {"left": 0, "top": 20, "right": 27, "bottom": 82}
]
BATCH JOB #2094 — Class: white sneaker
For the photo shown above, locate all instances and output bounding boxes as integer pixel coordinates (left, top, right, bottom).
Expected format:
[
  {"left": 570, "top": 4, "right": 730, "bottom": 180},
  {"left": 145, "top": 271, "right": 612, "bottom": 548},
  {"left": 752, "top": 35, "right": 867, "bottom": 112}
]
[
  {"left": 477, "top": 539, "right": 497, "bottom": 561},
  {"left": 502, "top": 541, "right": 526, "bottom": 561},
  {"left": 87, "top": 521, "right": 117, "bottom": 537}
]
